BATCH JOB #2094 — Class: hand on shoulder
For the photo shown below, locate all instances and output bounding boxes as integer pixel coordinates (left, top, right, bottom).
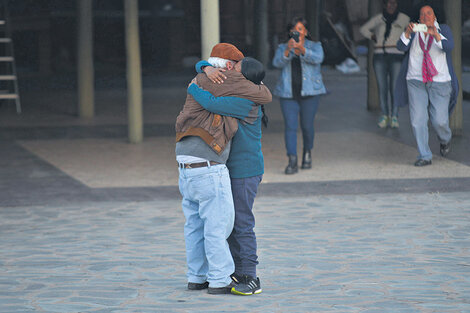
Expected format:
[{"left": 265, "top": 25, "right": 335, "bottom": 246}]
[{"left": 204, "top": 66, "right": 227, "bottom": 84}]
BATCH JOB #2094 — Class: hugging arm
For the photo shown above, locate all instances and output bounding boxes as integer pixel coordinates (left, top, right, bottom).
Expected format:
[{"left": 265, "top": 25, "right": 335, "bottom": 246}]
[
  {"left": 195, "top": 60, "right": 227, "bottom": 84},
  {"left": 232, "top": 83, "right": 272, "bottom": 105},
  {"left": 187, "top": 83, "right": 254, "bottom": 120},
  {"left": 195, "top": 60, "right": 211, "bottom": 73},
  {"left": 196, "top": 60, "right": 272, "bottom": 105}
]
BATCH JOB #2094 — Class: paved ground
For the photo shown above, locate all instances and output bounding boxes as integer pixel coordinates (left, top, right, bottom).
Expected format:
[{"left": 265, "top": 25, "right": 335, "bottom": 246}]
[
  {"left": 1, "top": 61, "right": 470, "bottom": 312},
  {"left": 1, "top": 194, "right": 470, "bottom": 312}
]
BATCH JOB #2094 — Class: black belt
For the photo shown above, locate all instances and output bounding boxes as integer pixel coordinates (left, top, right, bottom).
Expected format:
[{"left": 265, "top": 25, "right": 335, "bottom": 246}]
[{"left": 178, "top": 161, "right": 220, "bottom": 169}]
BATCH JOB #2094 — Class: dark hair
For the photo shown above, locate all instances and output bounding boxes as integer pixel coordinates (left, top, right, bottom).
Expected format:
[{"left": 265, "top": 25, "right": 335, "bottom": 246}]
[
  {"left": 286, "top": 17, "right": 312, "bottom": 40},
  {"left": 241, "top": 57, "right": 265, "bottom": 85},
  {"left": 383, "top": 0, "right": 399, "bottom": 10},
  {"left": 240, "top": 57, "right": 268, "bottom": 128},
  {"left": 413, "top": 1, "right": 445, "bottom": 23}
]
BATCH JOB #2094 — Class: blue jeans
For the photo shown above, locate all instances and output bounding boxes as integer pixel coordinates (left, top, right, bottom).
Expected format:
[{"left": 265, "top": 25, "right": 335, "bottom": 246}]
[
  {"left": 407, "top": 80, "right": 452, "bottom": 161},
  {"left": 228, "top": 175, "right": 262, "bottom": 278},
  {"left": 373, "top": 53, "right": 403, "bottom": 117},
  {"left": 178, "top": 164, "right": 234, "bottom": 288},
  {"left": 280, "top": 96, "right": 320, "bottom": 156}
]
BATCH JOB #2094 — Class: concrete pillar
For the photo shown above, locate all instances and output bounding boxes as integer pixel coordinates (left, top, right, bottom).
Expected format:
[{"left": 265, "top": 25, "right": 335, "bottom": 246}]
[
  {"left": 124, "top": 0, "right": 143, "bottom": 143},
  {"left": 254, "top": 0, "right": 269, "bottom": 65},
  {"left": 77, "top": 0, "right": 94, "bottom": 118},
  {"left": 444, "top": 0, "right": 463, "bottom": 135},
  {"left": 366, "top": 0, "right": 381, "bottom": 111},
  {"left": 306, "top": 0, "right": 321, "bottom": 41},
  {"left": 200, "top": 0, "right": 220, "bottom": 60}
]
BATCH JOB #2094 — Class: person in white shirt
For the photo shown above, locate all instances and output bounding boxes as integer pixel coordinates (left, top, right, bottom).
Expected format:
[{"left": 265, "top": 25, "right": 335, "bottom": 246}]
[
  {"left": 360, "top": 0, "right": 409, "bottom": 128},
  {"left": 394, "top": 4, "right": 459, "bottom": 167}
]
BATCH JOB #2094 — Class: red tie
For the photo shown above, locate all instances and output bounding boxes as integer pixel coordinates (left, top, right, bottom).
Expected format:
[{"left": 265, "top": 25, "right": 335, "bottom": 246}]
[{"left": 418, "top": 34, "right": 438, "bottom": 83}]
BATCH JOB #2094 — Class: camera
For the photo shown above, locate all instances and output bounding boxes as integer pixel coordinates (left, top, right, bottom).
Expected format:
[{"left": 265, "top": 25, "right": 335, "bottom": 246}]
[
  {"left": 412, "top": 23, "right": 428, "bottom": 33},
  {"left": 289, "top": 31, "right": 300, "bottom": 42}
]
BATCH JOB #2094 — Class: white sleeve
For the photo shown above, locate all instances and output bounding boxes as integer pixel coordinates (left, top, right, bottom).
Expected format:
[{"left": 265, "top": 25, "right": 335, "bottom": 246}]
[
  {"left": 433, "top": 33, "right": 446, "bottom": 49},
  {"left": 434, "top": 39, "right": 443, "bottom": 49},
  {"left": 400, "top": 33, "right": 410, "bottom": 46}
]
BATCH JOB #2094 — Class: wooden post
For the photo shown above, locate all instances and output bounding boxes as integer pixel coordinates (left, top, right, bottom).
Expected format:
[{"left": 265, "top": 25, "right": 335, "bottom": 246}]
[
  {"left": 254, "top": 0, "right": 269, "bottom": 65},
  {"left": 445, "top": 0, "right": 463, "bottom": 135},
  {"left": 124, "top": 0, "right": 143, "bottom": 143},
  {"left": 200, "top": 0, "right": 220, "bottom": 61},
  {"left": 366, "top": 0, "right": 381, "bottom": 111},
  {"left": 77, "top": 0, "right": 94, "bottom": 118}
]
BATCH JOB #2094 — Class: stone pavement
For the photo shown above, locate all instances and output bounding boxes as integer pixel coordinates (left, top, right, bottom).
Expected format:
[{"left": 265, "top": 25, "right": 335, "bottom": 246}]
[
  {"left": 1, "top": 62, "right": 470, "bottom": 312},
  {"left": 1, "top": 193, "right": 470, "bottom": 312}
]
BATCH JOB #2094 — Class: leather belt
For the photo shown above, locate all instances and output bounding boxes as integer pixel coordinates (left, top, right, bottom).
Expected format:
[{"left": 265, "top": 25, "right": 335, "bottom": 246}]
[{"left": 178, "top": 161, "right": 221, "bottom": 169}]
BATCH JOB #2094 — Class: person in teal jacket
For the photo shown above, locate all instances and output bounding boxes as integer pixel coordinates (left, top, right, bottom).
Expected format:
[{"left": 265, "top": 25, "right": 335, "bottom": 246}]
[
  {"left": 193, "top": 60, "right": 265, "bottom": 179},
  {"left": 189, "top": 57, "right": 272, "bottom": 295}
]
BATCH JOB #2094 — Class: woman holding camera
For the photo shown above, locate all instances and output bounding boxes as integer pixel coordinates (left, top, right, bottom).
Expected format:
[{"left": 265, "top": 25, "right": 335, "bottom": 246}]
[
  {"left": 360, "top": 0, "right": 409, "bottom": 128},
  {"left": 273, "top": 17, "right": 326, "bottom": 175}
]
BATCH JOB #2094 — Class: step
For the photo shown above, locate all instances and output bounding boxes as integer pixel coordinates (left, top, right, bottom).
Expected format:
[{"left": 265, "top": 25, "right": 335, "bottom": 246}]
[
  {"left": 0, "top": 56, "right": 13, "bottom": 62},
  {"left": 0, "top": 93, "right": 18, "bottom": 99},
  {"left": 0, "top": 38, "right": 12, "bottom": 43},
  {"left": 0, "top": 75, "right": 16, "bottom": 80}
]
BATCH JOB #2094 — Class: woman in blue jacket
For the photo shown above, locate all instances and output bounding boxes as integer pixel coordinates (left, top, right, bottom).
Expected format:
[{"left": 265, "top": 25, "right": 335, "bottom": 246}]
[{"left": 273, "top": 17, "right": 326, "bottom": 174}]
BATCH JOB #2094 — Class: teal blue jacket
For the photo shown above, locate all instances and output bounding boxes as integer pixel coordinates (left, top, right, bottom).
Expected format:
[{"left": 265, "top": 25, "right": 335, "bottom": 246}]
[{"left": 187, "top": 81, "right": 264, "bottom": 179}]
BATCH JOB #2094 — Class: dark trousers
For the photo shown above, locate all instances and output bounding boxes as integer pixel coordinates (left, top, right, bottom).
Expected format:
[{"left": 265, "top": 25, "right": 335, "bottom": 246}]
[
  {"left": 228, "top": 175, "right": 262, "bottom": 278},
  {"left": 280, "top": 96, "right": 320, "bottom": 156}
]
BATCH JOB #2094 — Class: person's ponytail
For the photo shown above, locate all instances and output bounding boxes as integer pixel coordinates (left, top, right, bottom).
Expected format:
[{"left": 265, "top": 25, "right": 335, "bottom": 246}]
[{"left": 261, "top": 105, "right": 268, "bottom": 128}]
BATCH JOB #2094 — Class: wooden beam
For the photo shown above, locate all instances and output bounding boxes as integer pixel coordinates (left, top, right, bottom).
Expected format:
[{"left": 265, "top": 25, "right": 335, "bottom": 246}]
[
  {"left": 445, "top": 0, "right": 463, "bottom": 135},
  {"left": 200, "top": 0, "right": 220, "bottom": 60},
  {"left": 124, "top": 0, "right": 143, "bottom": 143},
  {"left": 254, "top": 0, "right": 269, "bottom": 65},
  {"left": 77, "top": 0, "right": 94, "bottom": 118},
  {"left": 366, "top": 0, "right": 381, "bottom": 111}
]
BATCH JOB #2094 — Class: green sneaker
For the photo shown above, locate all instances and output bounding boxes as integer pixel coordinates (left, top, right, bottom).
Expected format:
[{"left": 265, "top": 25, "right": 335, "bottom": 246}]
[
  {"left": 231, "top": 275, "right": 262, "bottom": 296},
  {"left": 390, "top": 116, "right": 399, "bottom": 128},
  {"left": 377, "top": 115, "right": 389, "bottom": 128}
]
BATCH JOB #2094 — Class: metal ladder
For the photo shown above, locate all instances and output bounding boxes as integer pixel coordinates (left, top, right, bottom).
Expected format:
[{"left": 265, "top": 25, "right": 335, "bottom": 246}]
[{"left": 0, "top": 1, "right": 20, "bottom": 114}]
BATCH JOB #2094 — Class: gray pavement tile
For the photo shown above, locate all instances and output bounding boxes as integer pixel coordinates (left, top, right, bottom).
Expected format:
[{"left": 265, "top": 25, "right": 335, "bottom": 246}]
[
  {"left": 0, "top": 308, "right": 36, "bottom": 313},
  {"left": 36, "top": 303, "right": 101, "bottom": 312}
]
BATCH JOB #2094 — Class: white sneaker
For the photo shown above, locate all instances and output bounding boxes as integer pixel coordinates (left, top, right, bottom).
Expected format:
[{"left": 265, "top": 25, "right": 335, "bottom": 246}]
[{"left": 377, "top": 115, "right": 389, "bottom": 128}]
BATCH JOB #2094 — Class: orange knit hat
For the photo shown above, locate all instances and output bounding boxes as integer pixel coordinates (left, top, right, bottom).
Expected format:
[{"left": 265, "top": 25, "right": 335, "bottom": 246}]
[{"left": 210, "top": 43, "right": 244, "bottom": 61}]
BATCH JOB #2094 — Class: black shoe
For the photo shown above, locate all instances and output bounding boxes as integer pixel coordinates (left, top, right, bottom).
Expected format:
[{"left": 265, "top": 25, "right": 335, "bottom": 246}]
[
  {"left": 230, "top": 273, "right": 242, "bottom": 284},
  {"left": 207, "top": 281, "right": 237, "bottom": 294},
  {"left": 301, "top": 149, "right": 312, "bottom": 169},
  {"left": 285, "top": 155, "right": 298, "bottom": 174},
  {"left": 188, "top": 281, "right": 209, "bottom": 290},
  {"left": 440, "top": 142, "right": 450, "bottom": 157},
  {"left": 414, "top": 159, "right": 432, "bottom": 167},
  {"left": 231, "top": 275, "right": 262, "bottom": 296}
]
